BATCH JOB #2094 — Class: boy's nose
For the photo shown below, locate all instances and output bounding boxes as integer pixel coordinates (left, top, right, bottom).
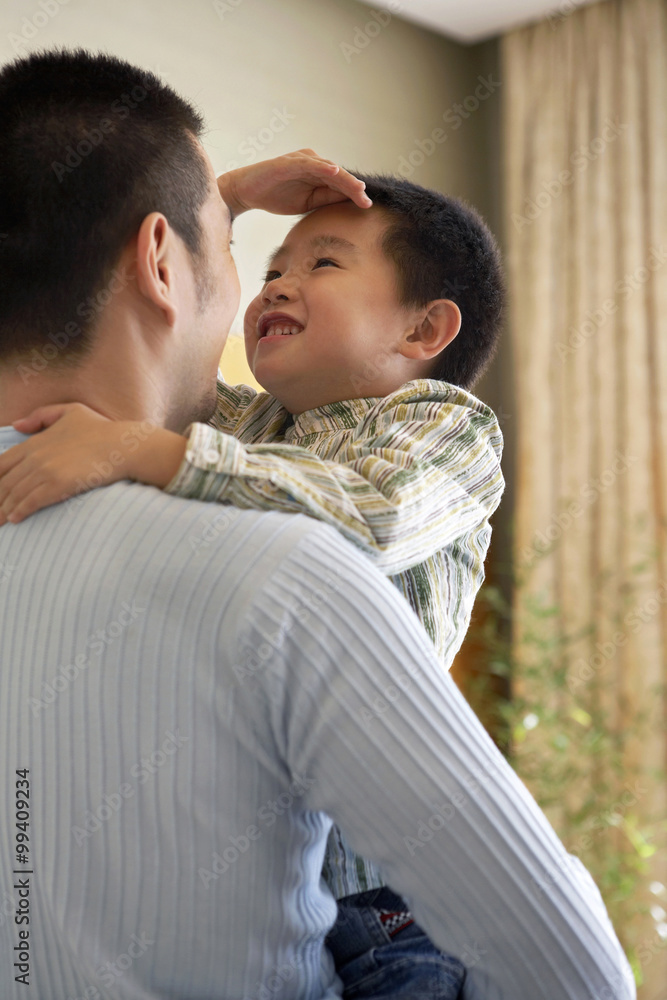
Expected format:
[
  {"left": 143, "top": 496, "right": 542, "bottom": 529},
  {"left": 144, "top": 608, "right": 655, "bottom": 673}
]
[{"left": 262, "top": 276, "right": 295, "bottom": 304}]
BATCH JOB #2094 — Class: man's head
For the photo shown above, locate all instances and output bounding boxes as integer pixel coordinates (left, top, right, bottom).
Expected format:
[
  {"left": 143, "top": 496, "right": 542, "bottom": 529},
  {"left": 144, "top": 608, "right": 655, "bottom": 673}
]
[
  {"left": 244, "top": 174, "right": 504, "bottom": 414},
  {"left": 0, "top": 48, "right": 239, "bottom": 430}
]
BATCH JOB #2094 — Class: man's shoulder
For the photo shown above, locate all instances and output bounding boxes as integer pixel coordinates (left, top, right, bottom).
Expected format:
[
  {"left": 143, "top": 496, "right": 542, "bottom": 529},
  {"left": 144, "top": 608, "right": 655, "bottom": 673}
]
[
  {"left": 91, "top": 478, "right": 323, "bottom": 538},
  {"left": 67, "top": 480, "right": 355, "bottom": 585}
]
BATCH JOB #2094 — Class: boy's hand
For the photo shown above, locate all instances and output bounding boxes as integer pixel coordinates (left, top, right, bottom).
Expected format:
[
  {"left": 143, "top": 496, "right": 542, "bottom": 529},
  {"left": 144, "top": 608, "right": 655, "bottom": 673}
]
[
  {"left": 0, "top": 403, "right": 186, "bottom": 525},
  {"left": 218, "top": 149, "right": 373, "bottom": 217}
]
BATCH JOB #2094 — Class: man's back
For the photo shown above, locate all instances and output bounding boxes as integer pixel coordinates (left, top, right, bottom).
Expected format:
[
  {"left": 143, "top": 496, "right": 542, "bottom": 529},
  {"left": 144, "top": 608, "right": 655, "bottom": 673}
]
[
  {"left": 0, "top": 430, "right": 635, "bottom": 1000},
  {"left": 0, "top": 463, "right": 343, "bottom": 998}
]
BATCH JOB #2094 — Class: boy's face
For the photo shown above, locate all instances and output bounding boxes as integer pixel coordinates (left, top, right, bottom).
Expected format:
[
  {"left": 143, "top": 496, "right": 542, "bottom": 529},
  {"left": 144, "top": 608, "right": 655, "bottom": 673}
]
[{"left": 243, "top": 203, "right": 418, "bottom": 413}]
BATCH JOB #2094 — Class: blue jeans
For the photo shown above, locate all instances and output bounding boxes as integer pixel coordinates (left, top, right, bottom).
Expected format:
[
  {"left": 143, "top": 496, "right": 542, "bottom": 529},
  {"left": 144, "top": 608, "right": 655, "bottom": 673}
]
[{"left": 326, "top": 887, "right": 465, "bottom": 1000}]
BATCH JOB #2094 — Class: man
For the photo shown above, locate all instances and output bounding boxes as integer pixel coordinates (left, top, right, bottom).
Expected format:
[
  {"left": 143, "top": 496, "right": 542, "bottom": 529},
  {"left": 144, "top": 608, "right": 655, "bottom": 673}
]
[{"left": 0, "top": 48, "right": 634, "bottom": 1000}]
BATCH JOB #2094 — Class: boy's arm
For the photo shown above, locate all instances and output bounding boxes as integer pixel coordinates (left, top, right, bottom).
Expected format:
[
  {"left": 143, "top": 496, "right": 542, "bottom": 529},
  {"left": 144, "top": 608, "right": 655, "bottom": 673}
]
[
  {"left": 206, "top": 380, "right": 263, "bottom": 434},
  {"left": 165, "top": 382, "right": 505, "bottom": 576},
  {"left": 0, "top": 382, "right": 285, "bottom": 525},
  {"left": 0, "top": 384, "right": 503, "bottom": 569},
  {"left": 115, "top": 380, "right": 260, "bottom": 486}
]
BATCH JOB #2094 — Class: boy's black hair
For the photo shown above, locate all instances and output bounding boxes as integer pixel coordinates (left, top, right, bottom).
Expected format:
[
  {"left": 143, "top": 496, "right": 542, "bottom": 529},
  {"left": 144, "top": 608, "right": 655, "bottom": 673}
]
[
  {"left": 354, "top": 173, "right": 505, "bottom": 390},
  {"left": 0, "top": 47, "right": 211, "bottom": 367}
]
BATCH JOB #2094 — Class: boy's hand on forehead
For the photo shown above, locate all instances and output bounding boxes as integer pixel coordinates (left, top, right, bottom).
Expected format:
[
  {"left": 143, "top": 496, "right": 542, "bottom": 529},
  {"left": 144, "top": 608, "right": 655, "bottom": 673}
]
[{"left": 217, "top": 149, "right": 372, "bottom": 218}]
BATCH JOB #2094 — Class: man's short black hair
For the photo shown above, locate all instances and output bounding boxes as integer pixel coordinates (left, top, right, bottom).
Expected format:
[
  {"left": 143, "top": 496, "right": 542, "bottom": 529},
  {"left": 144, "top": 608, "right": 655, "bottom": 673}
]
[
  {"left": 0, "top": 47, "right": 211, "bottom": 368},
  {"left": 354, "top": 173, "right": 505, "bottom": 391}
]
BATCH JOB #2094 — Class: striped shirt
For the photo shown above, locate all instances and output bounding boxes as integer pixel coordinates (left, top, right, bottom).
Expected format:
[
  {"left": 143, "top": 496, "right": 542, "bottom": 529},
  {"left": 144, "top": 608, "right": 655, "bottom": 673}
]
[
  {"left": 0, "top": 427, "right": 634, "bottom": 1000},
  {"left": 165, "top": 378, "right": 505, "bottom": 897}
]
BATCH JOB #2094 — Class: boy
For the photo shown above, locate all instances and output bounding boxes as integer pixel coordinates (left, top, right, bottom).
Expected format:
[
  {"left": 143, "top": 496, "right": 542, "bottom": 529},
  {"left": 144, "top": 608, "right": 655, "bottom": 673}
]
[{"left": 0, "top": 174, "right": 505, "bottom": 998}]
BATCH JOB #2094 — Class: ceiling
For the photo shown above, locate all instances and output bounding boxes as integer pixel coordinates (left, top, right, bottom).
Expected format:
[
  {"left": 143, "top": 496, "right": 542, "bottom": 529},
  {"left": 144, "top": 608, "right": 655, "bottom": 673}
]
[{"left": 355, "top": 0, "right": 600, "bottom": 44}]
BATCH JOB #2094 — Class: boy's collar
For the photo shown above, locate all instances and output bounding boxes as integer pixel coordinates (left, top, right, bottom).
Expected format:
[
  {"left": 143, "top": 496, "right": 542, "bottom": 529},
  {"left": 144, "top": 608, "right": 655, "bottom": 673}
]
[{"left": 291, "top": 395, "right": 380, "bottom": 436}]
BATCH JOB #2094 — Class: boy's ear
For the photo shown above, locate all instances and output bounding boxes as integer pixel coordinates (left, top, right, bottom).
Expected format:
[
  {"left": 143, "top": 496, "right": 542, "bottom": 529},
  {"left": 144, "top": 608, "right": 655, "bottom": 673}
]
[{"left": 402, "top": 300, "right": 461, "bottom": 362}]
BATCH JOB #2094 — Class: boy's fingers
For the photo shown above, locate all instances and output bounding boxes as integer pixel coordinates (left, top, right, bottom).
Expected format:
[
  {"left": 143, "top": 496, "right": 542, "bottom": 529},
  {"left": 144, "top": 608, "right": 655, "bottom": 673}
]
[
  {"left": 303, "top": 155, "right": 338, "bottom": 170},
  {"left": 13, "top": 402, "right": 80, "bottom": 434},
  {"left": 13, "top": 416, "right": 46, "bottom": 434},
  {"left": 0, "top": 445, "right": 23, "bottom": 479},
  {"left": 0, "top": 454, "right": 30, "bottom": 506},
  {"left": 0, "top": 469, "right": 38, "bottom": 517},
  {"left": 12, "top": 411, "right": 48, "bottom": 434},
  {"left": 291, "top": 153, "right": 371, "bottom": 206},
  {"left": 0, "top": 462, "right": 66, "bottom": 520},
  {"left": 315, "top": 170, "right": 372, "bottom": 207},
  {"left": 308, "top": 184, "right": 372, "bottom": 211},
  {"left": 294, "top": 148, "right": 336, "bottom": 164},
  {"left": 5, "top": 481, "right": 61, "bottom": 524}
]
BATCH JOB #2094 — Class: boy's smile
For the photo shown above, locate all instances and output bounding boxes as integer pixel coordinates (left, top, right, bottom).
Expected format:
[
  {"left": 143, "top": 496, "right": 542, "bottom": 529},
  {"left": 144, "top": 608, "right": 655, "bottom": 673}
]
[
  {"left": 257, "top": 311, "right": 304, "bottom": 340},
  {"left": 244, "top": 203, "right": 426, "bottom": 414}
]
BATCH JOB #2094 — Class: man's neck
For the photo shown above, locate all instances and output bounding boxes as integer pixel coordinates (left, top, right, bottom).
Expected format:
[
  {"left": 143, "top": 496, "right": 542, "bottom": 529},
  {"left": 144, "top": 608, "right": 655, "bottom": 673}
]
[
  {"left": 0, "top": 358, "right": 168, "bottom": 430},
  {"left": 0, "top": 382, "right": 145, "bottom": 429}
]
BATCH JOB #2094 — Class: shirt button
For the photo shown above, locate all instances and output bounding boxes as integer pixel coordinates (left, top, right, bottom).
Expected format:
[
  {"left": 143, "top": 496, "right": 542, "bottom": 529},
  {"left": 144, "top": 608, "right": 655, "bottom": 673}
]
[{"left": 203, "top": 449, "right": 219, "bottom": 464}]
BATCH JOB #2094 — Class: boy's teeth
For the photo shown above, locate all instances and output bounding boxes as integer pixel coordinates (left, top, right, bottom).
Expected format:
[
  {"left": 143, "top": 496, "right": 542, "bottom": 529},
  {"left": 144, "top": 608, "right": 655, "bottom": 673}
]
[{"left": 268, "top": 325, "right": 300, "bottom": 336}]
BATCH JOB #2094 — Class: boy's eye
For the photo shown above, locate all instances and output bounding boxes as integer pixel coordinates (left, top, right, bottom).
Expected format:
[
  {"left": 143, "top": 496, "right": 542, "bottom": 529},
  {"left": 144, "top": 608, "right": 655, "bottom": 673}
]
[{"left": 261, "top": 257, "right": 337, "bottom": 284}]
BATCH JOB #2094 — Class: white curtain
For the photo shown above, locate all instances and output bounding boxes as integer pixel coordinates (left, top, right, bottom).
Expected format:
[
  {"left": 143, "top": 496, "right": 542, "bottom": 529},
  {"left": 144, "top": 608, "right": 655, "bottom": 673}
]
[{"left": 502, "top": 1, "right": 667, "bottom": 993}]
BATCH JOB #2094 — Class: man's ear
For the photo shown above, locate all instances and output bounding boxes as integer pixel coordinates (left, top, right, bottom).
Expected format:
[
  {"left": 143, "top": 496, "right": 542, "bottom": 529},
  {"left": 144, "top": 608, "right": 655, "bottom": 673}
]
[
  {"left": 134, "top": 212, "right": 178, "bottom": 328},
  {"left": 402, "top": 300, "right": 462, "bottom": 362}
]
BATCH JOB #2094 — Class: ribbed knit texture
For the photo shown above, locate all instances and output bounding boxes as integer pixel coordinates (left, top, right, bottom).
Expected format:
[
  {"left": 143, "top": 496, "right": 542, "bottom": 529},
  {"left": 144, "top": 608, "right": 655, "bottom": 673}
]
[{"left": 0, "top": 427, "right": 633, "bottom": 1000}]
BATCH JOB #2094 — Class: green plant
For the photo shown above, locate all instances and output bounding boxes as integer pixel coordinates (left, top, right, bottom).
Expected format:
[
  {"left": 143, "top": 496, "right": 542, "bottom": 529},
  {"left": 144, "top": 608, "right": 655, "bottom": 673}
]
[{"left": 458, "top": 572, "right": 667, "bottom": 987}]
